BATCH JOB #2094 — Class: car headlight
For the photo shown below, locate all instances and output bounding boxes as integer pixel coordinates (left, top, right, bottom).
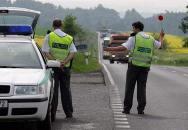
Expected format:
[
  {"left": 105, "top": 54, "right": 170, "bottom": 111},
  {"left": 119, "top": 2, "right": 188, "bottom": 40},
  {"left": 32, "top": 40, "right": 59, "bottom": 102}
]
[
  {"left": 14, "top": 85, "right": 38, "bottom": 95},
  {"left": 126, "top": 55, "right": 129, "bottom": 57},
  {"left": 14, "top": 85, "right": 47, "bottom": 95},
  {"left": 112, "top": 55, "right": 115, "bottom": 58}
]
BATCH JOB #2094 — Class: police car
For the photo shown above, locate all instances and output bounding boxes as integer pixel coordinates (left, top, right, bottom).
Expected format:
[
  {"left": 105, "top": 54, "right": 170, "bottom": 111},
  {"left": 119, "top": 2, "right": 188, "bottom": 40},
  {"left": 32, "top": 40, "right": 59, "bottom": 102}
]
[{"left": 0, "top": 7, "right": 58, "bottom": 130}]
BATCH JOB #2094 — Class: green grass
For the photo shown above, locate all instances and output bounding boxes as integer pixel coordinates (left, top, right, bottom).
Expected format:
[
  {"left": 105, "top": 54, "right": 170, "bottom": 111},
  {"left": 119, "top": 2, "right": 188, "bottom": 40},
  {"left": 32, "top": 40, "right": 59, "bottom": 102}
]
[
  {"left": 152, "top": 50, "right": 188, "bottom": 66},
  {"left": 72, "top": 52, "right": 101, "bottom": 73}
]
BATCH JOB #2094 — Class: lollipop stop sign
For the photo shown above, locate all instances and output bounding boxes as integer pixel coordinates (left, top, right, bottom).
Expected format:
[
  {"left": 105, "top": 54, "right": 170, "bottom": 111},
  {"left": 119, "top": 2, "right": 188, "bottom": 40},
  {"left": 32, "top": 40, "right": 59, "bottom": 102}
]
[
  {"left": 158, "top": 15, "right": 164, "bottom": 30},
  {"left": 158, "top": 15, "right": 164, "bottom": 21}
]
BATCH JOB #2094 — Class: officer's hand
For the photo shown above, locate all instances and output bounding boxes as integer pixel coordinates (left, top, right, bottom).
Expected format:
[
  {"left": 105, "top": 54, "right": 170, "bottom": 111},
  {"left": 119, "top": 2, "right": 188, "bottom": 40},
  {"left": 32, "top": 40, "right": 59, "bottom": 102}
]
[{"left": 60, "top": 62, "right": 65, "bottom": 70}]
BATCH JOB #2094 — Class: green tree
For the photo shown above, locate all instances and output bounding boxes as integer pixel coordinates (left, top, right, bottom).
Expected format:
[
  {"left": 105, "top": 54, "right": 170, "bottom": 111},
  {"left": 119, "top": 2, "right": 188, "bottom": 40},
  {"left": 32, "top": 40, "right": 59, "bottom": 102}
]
[
  {"left": 180, "top": 5, "right": 188, "bottom": 33},
  {"left": 180, "top": 5, "right": 188, "bottom": 47},
  {"left": 62, "top": 14, "right": 88, "bottom": 43},
  {"left": 62, "top": 14, "right": 81, "bottom": 37}
]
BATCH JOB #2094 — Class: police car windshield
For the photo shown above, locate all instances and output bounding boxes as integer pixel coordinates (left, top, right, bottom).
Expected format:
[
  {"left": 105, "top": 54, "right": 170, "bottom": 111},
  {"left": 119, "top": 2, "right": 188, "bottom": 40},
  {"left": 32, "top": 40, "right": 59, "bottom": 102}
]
[
  {"left": 0, "top": 42, "right": 42, "bottom": 69},
  {"left": 0, "top": 15, "right": 33, "bottom": 25}
]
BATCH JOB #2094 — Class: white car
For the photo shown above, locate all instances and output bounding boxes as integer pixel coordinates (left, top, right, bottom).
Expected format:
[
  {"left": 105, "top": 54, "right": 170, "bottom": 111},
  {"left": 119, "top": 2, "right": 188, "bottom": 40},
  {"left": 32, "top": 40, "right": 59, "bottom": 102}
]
[{"left": 0, "top": 7, "right": 58, "bottom": 130}]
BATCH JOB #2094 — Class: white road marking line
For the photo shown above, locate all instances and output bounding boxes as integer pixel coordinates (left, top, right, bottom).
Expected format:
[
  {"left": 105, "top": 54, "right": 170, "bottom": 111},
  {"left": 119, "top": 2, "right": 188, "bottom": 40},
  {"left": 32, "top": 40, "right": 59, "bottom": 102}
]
[
  {"left": 111, "top": 103, "right": 123, "bottom": 107},
  {"left": 111, "top": 99, "right": 122, "bottom": 102},
  {"left": 111, "top": 101, "right": 122, "bottom": 103},
  {"left": 111, "top": 103, "right": 122, "bottom": 105},
  {"left": 114, "top": 115, "right": 127, "bottom": 118},
  {"left": 111, "top": 98, "right": 121, "bottom": 100},
  {"left": 112, "top": 106, "right": 123, "bottom": 109},
  {"left": 102, "top": 64, "right": 115, "bottom": 85},
  {"left": 114, "top": 118, "right": 128, "bottom": 121},
  {"left": 116, "top": 125, "right": 131, "bottom": 129},
  {"left": 113, "top": 111, "right": 123, "bottom": 114},
  {"left": 171, "top": 71, "right": 176, "bottom": 73},
  {"left": 113, "top": 108, "right": 123, "bottom": 111},
  {"left": 183, "top": 74, "right": 188, "bottom": 76},
  {"left": 115, "top": 121, "right": 129, "bottom": 124},
  {"left": 101, "top": 62, "right": 131, "bottom": 129}
]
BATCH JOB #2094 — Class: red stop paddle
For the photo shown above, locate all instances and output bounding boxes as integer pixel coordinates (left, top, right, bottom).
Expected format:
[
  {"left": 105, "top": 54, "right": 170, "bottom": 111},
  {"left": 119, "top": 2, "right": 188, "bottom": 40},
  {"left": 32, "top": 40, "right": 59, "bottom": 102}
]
[
  {"left": 158, "top": 15, "right": 164, "bottom": 31},
  {"left": 158, "top": 15, "right": 164, "bottom": 21}
]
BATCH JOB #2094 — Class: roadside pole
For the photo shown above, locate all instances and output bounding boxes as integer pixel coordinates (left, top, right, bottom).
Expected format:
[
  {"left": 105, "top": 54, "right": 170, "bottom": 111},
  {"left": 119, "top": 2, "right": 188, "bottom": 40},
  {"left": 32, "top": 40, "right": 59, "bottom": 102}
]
[{"left": 84, "top": 51, "right": 90, "bottom": 65}]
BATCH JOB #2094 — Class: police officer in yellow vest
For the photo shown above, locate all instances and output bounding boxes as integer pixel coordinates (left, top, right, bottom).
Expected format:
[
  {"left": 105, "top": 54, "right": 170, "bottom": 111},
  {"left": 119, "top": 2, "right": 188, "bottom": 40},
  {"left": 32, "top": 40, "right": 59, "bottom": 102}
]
[
  {"left": 42, "top": 19, "right": 77, "bottom": 119},
  {"left": 104, "top": 21, "right": 164, "bottom": 114}
]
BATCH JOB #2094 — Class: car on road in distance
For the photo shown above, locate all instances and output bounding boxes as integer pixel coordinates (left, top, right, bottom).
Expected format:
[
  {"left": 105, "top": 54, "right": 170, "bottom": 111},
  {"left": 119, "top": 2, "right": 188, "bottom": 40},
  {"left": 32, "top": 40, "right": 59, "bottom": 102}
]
[
  {"left": 102, "top": 36, "right": 110, "bottom": 59},
  {"left": 108, "top": 33, "right": 129, "bottom": 64},
  {"left": 0, "top": 7, "right": 58, "bottom": 130}
]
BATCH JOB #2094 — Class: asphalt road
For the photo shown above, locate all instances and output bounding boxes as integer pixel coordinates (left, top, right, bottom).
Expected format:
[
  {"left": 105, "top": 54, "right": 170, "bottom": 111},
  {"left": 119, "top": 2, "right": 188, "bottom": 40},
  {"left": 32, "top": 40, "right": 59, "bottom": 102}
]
[{"left": 104, "top": 60, "right": 188, "bottom": 130}]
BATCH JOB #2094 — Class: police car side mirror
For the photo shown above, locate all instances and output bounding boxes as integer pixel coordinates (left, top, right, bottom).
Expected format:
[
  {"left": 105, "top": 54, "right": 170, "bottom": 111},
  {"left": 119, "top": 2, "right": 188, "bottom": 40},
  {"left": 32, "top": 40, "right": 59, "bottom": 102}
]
[{"left": 46, "top": 60, "right": 61, "bottom": 68}]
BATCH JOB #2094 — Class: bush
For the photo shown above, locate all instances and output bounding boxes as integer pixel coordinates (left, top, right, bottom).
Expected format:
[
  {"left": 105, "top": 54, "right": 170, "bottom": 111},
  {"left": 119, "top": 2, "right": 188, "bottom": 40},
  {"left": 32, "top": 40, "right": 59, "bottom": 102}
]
[{"left": 183, "top": 37, "right": 188, "bottom": 48}]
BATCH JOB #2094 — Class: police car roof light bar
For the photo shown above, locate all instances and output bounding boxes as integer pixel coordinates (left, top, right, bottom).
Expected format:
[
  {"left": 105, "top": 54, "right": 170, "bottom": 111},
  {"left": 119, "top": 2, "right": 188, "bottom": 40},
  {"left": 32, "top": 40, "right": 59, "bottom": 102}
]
[{"left": 0, "top": 25, "right": 33, "bottom": 35}]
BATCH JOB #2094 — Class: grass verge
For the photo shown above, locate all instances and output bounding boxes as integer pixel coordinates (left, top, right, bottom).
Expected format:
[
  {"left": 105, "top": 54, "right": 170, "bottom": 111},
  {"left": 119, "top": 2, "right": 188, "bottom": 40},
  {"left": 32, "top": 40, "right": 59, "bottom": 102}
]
[
  {"left": 152, "top": 49, "right": 188, "bottom": 66},
  {"left": 35, "top": 36, "right": 101, "bottom": 73},
  {"left": 72, "top": 52, "right": 101, "bottom": 73}
]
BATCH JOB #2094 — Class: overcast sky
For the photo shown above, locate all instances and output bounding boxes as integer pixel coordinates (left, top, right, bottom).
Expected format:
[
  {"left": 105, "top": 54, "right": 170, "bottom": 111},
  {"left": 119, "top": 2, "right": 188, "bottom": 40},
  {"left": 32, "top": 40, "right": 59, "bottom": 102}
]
[{"left": 13, "top": 0, "right": 188, "bottom": 17}]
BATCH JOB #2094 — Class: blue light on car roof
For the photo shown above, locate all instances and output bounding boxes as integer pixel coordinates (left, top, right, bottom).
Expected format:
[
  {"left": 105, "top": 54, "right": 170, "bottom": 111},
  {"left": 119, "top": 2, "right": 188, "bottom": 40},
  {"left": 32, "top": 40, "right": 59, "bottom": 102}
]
[
  {"left": 0, "top": 25, "right": 33, "bottom": 35},
  {"left": 8, "top": 26, "right": 32, "bottom": 35}
]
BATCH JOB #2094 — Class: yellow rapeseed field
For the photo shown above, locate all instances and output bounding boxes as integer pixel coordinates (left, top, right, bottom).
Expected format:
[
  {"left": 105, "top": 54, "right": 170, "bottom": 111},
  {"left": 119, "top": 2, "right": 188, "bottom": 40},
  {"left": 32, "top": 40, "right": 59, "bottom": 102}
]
[
  {"left": 165, "top": 34, "right": 184, "bottom": 48},
  {"left": 34, "top": 36, "right": 44, "bottom": 48},
  {"left": 165, "top": 34, "right": 188, "bottom": 54},
  {"left": 34, "top": 33, "right": 188, "bottom": 54},
  {"left": 148, "top": 32, "right": 188, "bottom": 54}
]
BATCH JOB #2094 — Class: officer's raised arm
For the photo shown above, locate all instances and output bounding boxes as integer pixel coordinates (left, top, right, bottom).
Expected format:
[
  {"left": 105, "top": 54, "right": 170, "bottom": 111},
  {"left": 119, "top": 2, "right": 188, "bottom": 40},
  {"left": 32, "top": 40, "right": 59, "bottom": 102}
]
[
  {"left": 103, "top": 45, "right": 127, "bottom": 51},
  {"left": 159, "top": 29, "right": 165, "bottom": 47}
]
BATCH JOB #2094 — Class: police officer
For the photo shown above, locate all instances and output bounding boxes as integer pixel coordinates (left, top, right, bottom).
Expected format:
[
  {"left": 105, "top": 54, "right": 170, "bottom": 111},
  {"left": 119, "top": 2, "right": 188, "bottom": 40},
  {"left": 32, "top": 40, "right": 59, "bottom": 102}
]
[
  {"left": 42, "top": 19, "right": 77, "bottom": 119},
  {"left": 104, "top": 21, "right": 164, "bottom": 114}
]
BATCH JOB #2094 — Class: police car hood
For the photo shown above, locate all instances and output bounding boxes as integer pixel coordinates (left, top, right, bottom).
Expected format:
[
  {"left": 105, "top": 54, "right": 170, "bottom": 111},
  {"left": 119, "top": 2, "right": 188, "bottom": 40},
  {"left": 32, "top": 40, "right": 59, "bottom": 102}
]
[{"left": 0, "top": 69, "right": 45, "bottom": 85}]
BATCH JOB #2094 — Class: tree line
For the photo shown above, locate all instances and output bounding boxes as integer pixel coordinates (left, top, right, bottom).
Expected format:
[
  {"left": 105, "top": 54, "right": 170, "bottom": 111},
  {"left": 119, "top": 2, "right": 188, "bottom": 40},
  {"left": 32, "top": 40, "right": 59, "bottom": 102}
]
[{"left": 0, "top": 0, "right": 187, "bottom": 36}]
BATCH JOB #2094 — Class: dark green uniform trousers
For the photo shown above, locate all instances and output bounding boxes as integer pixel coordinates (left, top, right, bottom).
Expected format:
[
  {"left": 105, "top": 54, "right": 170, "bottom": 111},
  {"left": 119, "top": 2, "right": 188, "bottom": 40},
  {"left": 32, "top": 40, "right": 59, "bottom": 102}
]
[
  {"left": 52, "top": 67, "right": 73, "bottom": 118},
  {"left": 123, "top": 63, "right": 149, "bottom": 112}
]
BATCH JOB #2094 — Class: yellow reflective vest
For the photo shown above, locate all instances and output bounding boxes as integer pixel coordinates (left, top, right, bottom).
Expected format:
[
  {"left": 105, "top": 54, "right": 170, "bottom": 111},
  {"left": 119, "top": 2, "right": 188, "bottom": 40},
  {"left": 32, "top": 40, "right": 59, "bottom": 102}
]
[
  {"left": 131, "top": 34, "right": 155, "bottom": 67},
  {"left": 49, "top": 32, "right": 73, "bottom": 67}
]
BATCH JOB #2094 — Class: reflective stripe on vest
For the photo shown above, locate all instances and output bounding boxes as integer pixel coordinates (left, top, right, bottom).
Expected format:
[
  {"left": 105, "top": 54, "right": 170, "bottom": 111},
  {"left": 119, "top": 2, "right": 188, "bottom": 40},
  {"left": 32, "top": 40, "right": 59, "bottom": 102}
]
[
  {"left": 131, "top": 34, "right": 154, "bottom": 67},
  {"left": 49, "top": 32, "right": 73, "bottom": 67}
]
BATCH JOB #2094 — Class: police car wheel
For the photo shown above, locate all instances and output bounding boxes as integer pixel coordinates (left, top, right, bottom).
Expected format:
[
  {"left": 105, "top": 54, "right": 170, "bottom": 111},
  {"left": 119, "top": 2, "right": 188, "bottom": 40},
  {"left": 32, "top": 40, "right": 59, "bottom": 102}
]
[{"left": 37, "top": 104, "right": 52, "bottom": 130}]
